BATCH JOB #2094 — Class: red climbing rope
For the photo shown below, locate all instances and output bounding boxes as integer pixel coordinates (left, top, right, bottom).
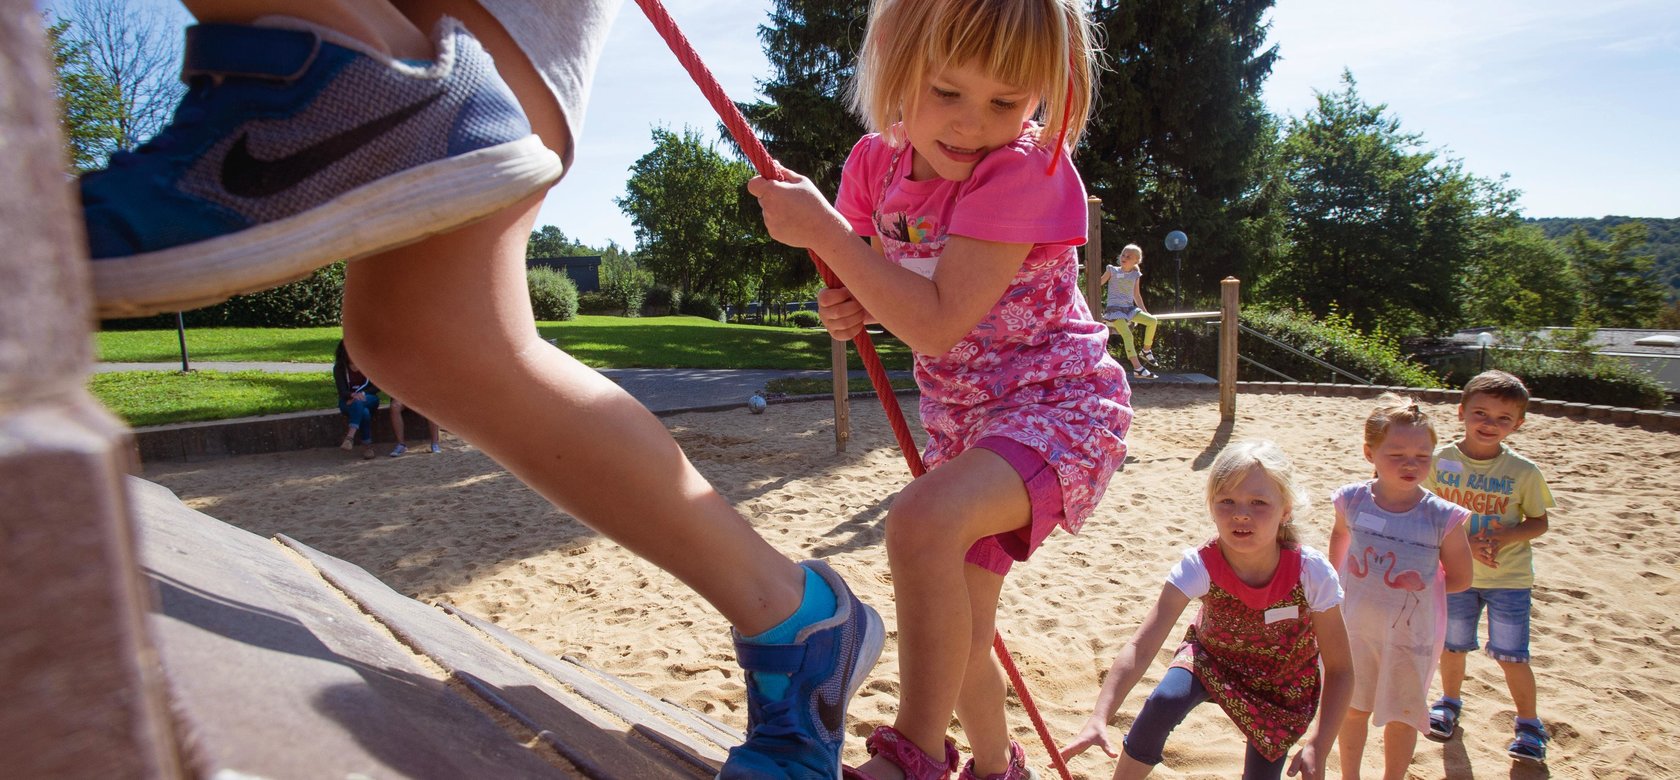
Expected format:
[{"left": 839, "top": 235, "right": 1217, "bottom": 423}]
[{"left": 630, "top": 2, "right": 1074, "bottom": 778}]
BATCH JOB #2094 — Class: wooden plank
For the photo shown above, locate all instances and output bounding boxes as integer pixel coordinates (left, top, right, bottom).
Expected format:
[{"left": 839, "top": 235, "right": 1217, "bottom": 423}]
[
  {"left": 448, "top": 607, "right": 738, "bottom": 763},
  {"left": 131, "top": 478, "right": 563, "bottom": 779},
  {"left": 289, "top": 537, "right": 710, "bottom": 778}
]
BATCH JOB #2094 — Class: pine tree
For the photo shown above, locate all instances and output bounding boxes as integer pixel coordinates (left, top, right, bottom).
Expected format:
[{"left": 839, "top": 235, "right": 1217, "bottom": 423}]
[{"left": 1079, "top": 0, "right": 1281, "bottom": 305}]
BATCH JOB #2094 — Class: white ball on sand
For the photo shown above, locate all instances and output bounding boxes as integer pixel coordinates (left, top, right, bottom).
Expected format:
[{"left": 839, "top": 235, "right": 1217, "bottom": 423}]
[{"left": 747, "top": 395, "right": 768, "bottom": 414}]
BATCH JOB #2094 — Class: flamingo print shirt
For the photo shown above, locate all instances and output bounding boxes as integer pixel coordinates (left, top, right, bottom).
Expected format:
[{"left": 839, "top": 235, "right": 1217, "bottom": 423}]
[
  {"left": 833, "top": 129, "right": 1131, "bottom": 532},
  {"left": 1332, "top": 481, "right": 1469, "bottom": 731}
]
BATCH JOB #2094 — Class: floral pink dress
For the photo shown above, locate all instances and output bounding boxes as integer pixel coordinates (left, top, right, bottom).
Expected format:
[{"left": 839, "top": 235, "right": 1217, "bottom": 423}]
[{"left": 834, "top": 127, "right": 1130, "bottom": 531}]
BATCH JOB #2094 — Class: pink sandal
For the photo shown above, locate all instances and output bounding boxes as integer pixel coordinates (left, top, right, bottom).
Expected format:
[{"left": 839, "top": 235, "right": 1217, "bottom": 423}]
[
  {"left": 843, "top": 725, "right": 960, "bottom": 780},
  {"left": 958, "top": 740, "right": 1037, "bottom": 780}
]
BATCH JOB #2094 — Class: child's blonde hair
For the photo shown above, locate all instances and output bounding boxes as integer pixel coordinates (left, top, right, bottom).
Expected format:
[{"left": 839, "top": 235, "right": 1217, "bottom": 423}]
[
  {"left": 1207, "top": 440, "right": 1309, "bottom": 546},
  {"left": 1363, "top": 392, "right": 1437, "bottom": 448},
  {"left": 1120, "top": 243, "right": 1143, "bottom": 265},
  {"left": 848, "top": 0, "right": 1099, "bottom": 150}
]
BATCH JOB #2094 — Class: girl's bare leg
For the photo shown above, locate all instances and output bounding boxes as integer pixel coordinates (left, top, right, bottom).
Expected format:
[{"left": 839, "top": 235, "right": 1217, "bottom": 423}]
[
  {"left": 855, "top": 448, "right": 1030, "bottom": 773},
  {"left": 339, "top": 0, "right": 806, "bottom": 635},
  {"left": 954, "top": 565, "right": 1009, "bottom": 775}
]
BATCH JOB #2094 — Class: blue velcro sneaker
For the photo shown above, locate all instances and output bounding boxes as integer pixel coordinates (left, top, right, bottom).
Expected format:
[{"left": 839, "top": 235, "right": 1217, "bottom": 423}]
[
  {"left": 719, "top": 560, "right": 885, "bottom": 779},
  {"left": 81, "top": 16, "right": 561, "bottom": 318}
]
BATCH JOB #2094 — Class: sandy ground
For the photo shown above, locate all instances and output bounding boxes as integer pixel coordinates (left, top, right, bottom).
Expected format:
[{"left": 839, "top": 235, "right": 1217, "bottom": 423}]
[{"left": 144, "top": 384, "right": 1680, "bottom": 779}]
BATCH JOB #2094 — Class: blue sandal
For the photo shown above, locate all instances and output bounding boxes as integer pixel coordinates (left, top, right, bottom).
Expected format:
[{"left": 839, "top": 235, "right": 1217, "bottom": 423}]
[
  {"left": 1507, "top": 721, "right": 1549, "bottom": 764},
  {"left": 1427, "top": 698, "right": 1460, "bottom": 742}
]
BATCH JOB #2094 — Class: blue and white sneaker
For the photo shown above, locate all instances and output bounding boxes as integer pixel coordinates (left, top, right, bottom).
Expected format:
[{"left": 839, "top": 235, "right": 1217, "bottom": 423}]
[
  {"left": 82, "top": 16, "right": 562, "bottom": 318},
  {"left": 720, "top": 560, "right": 885, "bottom": 779}
]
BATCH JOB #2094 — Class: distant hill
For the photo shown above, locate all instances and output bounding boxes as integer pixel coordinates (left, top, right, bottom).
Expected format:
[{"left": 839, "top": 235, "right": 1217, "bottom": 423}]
[{"left": 1528, "top": 216, "right": 1679, "bottom": 299}]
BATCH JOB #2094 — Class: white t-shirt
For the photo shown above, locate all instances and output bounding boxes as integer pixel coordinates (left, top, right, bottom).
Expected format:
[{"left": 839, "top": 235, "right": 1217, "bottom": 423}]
[{"left": 1166, "top": 545, "right": 1343, "bottom": 612}]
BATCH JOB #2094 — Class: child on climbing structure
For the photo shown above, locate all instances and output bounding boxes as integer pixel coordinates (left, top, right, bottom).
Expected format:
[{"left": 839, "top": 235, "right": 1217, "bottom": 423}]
[
  {"left": 76, "top": 0, "right": 881, "bottom": 776},
  {"left": 1061, "top": 440, "right": 1353, "bottom": 780},
  {"left": 749, "top": 1, "right": 1129, "bottom": 776},
  {"left": 1423, "top": 370, "right": 1556, "bottom": 765},
  {"left": 1101, "top": 243, "right": 1160, "bottom": 379},
  {"left": 1328, "top": 393, "right": 1473, "bottom": 780}
]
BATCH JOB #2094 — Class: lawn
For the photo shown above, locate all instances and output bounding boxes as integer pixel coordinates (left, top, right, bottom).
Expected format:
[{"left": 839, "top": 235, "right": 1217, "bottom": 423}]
[
  {"left": 97, "top": 316, "right": 911, "bottom": 370},
  {"left": 92, "top": 316, "right": 914, "bottom": 426},
  {"left": 91, "top": 370, "right": 334, "bottom": 427}
]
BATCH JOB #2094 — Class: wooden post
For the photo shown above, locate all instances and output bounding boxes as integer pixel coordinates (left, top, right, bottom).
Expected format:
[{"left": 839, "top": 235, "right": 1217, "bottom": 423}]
[
  {"left": 0, "top": 6, "right": 182, "bottom": 776},
  {"left": 1219, "top": 277, "right": 1241, "bottom": 421},
  {"left": 831, "top": 339, "right": 850, "bottom": 453},
  {"left": 1083, "top": 196, "right": 1103, "bottom": 315}
]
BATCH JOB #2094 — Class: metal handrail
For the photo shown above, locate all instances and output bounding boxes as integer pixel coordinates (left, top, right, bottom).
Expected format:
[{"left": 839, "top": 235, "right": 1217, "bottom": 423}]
[
  {"left": 1238, "top": 324, "right": 1373, "bottom": 385},
  {"left": 1239, "top": 354, "right": 1297, "bottom": 381}
]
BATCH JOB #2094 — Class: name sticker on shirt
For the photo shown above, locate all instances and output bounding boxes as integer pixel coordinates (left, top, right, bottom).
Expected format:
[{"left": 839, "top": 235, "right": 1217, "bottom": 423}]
[
  {"left": 1437, "top": 459, "right": 1464, "bottom": 473},
  {"left": 1355, "top": 512, "right": 1387, "bottom": 532},
  {"left": 1264, "top": 605, "right": 1300, "bottom": 624}
]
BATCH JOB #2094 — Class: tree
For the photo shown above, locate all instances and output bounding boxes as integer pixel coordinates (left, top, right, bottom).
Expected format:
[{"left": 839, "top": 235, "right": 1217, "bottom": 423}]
[
  {"left": 735, "top": 0, "right": 870, "bottom": 298},
  {"left": 615, "top": 127, "right": 760, "bottom": 302},
  {"left": 57, "top": 0, "right": 187, "bottom": 158},
  {"left": 1460, "top": 222, "right": 1579, "bottom": 330},
  {"left": 1565, "top": 222, "right": 1664, "bottom": 328},
  {"left": 526, "top": 225, "right": 592, "bottom": 259},
  {"left": 737, "top": 0, "right": 868, "bottom": 199},
  {"left": 45, "top": 17, "right": 123, "bottom": 173},
  {"left": 1262, "top": 72, "right": 1511, "bottom": 335},
  {"left": 1079, "top": 0, "right": 1282, "bottom": 303}
]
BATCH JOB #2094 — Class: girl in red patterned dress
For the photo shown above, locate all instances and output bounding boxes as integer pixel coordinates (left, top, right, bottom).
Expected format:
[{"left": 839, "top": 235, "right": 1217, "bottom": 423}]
[{"left": 1062, "top": 441, "right": 1354, "bottom": 780}]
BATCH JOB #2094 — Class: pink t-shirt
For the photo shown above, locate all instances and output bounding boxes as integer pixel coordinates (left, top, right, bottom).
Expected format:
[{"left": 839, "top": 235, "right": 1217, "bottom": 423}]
[{"left": 834, "top": 128, "right": 1131, "bottom": 531}]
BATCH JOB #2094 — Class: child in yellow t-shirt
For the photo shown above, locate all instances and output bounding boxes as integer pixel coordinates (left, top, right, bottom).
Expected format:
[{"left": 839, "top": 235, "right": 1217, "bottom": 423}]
[{"left": 1424, "top": 371, "right": 1556, "bottom": 765}]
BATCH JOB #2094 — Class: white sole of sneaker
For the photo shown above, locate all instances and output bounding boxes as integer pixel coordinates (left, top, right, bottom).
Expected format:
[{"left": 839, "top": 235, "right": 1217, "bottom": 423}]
[{"left": 93, "top": 135, "right": 562, "bottom": 318}]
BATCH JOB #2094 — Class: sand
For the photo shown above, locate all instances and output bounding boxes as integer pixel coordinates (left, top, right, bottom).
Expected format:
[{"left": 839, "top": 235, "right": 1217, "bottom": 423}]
[{"left": 143, "top": 384, "right": 1680, "bottom": 779}]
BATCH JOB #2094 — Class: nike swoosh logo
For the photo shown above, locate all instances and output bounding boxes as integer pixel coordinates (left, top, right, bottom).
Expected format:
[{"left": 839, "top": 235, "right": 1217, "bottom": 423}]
[
  {"left": 220, "top": 91, "right": 445, "bottom": 199},
  {"left": 818, "top": 686, "right": 845, "bottom": 735}
]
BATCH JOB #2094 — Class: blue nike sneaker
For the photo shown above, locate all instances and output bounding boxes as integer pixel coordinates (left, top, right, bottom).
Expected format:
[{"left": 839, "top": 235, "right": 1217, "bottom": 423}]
[
  {"left": 719, "top": 560, "right": 885, "bottom": 779},
  {"left": 81, "top": 16, "right": 562, "bottom": 318}
]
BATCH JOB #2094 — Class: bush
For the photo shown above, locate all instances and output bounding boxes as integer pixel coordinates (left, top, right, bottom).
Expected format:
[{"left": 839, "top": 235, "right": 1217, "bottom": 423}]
[
  {"left": 527, "top": 267, "right": 579, "bottom": 321},
  {"left": 1238, "top": 306, "right": 1444, "bottom": 388},
  {"left": 788, "top": 309, "right": 822, "bottom": 328},
  {"left": 101, "top": 262, "right": 346, "bottom": 329},
  {"left": 1482, "top": 349, "right": 1669, "bottom": 409},
  {"left": 644, "top": 285, "right": 680, "bottom": 316},
  {"left": 601, "top": 267, "right": 651, "bottom": 318},
  {"left": 577, "top": 290, "right": 616, "bottom": 315},
  {"left": 681, "top": 294, "right": 725, "bottom": 322}
]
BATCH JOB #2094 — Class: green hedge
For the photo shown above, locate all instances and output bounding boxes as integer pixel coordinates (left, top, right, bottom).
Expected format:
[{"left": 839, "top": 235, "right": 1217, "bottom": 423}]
[
  {"left": 1482, "top": 350, "right": 1668, "bottom": 409},
  {"left": 1129, "top": 305, "right": 1442, "bottom": 388},
  {"left": 788, "top": 310, "right": 822, "bottom": 328},
  {"left": 681, "top": 294, "right": 725, "bottom": 322},
  {"left": 102, "top": 262, "right": 346, "bottom": 329},
  {"left": 527, "top": 267, "right": 579, "bottom": 321}
]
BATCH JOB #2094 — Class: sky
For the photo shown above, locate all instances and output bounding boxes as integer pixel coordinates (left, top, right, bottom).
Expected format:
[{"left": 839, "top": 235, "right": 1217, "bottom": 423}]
[{"left": 544, "top": 0, "right": 1680, "bottom": 250}]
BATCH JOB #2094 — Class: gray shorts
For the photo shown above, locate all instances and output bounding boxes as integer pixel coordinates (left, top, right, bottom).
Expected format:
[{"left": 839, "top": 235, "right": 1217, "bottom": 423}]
[{"left": 477, "top": 0, "right": 624, "bottom": 171}]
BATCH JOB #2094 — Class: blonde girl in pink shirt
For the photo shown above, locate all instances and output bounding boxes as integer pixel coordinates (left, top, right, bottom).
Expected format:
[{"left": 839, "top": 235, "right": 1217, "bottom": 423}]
[{"left": 750, "top": 1, "right": 1129, "bottom": 777}]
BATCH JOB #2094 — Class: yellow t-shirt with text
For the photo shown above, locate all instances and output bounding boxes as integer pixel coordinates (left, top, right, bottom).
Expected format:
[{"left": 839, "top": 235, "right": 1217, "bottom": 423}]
[{"left": 1427, "top": 442, "right": 1554, "bottom": 589}]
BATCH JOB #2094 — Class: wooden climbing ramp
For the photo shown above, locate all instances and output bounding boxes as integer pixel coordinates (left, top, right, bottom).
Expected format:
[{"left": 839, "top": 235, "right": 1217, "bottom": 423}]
[{"left": 131, "top": 476, "right": 736, "bottom": 778}]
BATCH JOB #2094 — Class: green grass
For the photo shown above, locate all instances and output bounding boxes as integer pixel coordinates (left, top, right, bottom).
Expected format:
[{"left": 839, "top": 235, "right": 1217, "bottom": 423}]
[
  {"left": 90, "top": 370, "right": 334, "bottom": 427},
  {"left": 97, "top": 316, "right": 912, "bottom": 371},
  {"left": 93, "top": 317, "right": 917, "bottom": 425},
  {"left": 97, "top": 326, "right": 345, "bottom": 363}
]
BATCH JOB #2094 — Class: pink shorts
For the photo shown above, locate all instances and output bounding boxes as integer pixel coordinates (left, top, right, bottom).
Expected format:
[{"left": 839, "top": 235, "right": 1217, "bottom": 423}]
[{"left": 963, "top": 436, "right": 1066, "bottom": 576}]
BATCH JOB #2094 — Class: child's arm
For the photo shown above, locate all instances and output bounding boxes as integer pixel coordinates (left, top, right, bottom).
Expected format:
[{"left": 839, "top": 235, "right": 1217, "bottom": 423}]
[
  {"left": 1441, "top": 522, "right": 1474, "bottom": 593},
  {"left": 1487, "top": 513, "right": 1549, "bottom": 556},
  {"left": 1132, "top": 275, "right": 1147, "bottom": 313},
  {"left": 1060, "top": 583, "right": 1191, "bottom": 761},
  {"left": 748, "top": 171, "right": 1031, "bottom": 355},
  {"left": 1100, "top": 267, "right": 1111, "bottom": 286},
  {"left": 1327, "top": 505, "right": 1351, "bottom": 576},
  {"left": 1288, "top": 606, "right": 1353, "bottom": 780}
]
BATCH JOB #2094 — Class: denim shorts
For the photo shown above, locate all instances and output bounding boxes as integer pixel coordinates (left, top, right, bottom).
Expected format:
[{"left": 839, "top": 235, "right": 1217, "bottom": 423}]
[{"left": 1444, "top": 587, "right": 1532, "bottom": 663}]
